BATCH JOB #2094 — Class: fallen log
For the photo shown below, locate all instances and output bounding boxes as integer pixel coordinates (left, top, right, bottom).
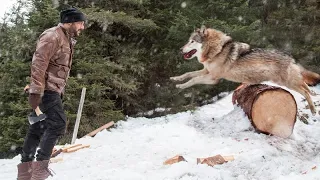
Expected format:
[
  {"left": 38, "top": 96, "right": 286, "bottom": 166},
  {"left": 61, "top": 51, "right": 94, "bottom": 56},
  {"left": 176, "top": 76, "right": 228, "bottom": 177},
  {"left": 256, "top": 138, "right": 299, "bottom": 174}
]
[
  {"left": 232, "top": 84, "right": 297, "bottom": 138},
  {"left": 84, "top": 121, "right": 115, "bottom": 137}
]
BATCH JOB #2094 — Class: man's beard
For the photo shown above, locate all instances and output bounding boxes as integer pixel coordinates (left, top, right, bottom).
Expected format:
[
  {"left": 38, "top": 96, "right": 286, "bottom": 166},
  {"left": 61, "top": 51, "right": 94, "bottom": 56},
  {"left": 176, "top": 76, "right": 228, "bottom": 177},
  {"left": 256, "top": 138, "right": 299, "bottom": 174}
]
[
  {"left": 69, "top": 26, "right": 81, "bottom": 37},
  {"left": 73, "top": 30, "right": 81, "bottom": 37}
]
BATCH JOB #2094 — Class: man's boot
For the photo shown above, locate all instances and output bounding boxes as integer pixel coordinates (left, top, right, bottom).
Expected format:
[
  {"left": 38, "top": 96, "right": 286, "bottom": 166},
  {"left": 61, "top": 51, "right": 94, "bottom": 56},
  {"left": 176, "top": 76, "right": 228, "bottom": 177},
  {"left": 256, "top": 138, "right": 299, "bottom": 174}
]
[
  {"left": 17, "top": 161, "right": 32, "bottom": 180},
  {"left": 31, "top": 160, "right": 53, "bottom": 180}
]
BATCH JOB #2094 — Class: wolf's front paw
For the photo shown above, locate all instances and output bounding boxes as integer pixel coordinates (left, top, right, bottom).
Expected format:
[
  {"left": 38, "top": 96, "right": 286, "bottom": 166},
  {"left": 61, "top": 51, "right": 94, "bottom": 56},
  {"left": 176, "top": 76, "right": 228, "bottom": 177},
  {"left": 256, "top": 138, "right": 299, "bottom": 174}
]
[
  {"left": 176, "top": 84, "right": 187, "bottom": 89},
  {"left": 170, "top": 76, "right": 184, "bottom": 81}
]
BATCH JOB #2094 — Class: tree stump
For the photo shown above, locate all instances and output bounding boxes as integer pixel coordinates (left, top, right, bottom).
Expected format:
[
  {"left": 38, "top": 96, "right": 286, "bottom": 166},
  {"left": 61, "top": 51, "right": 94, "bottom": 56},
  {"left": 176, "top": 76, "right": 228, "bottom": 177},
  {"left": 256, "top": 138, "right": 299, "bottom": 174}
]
[{"left": 232, "top": 84, "right": 297, "bottom": 138}]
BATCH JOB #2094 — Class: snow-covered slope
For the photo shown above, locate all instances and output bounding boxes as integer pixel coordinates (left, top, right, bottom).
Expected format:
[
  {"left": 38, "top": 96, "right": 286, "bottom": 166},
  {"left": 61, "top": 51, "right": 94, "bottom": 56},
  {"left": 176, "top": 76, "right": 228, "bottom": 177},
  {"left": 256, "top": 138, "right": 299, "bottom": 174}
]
[{"left": 1, "top": 83, "right": 320, "bottom": 180}]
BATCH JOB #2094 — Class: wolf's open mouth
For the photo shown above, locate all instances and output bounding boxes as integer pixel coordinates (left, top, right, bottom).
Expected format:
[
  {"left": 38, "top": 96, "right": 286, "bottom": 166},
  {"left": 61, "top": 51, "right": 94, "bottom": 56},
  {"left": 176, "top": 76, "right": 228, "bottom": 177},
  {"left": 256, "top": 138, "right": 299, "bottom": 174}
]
[{"left": 183, "top": 49, "right": 197, "bottom": 59}]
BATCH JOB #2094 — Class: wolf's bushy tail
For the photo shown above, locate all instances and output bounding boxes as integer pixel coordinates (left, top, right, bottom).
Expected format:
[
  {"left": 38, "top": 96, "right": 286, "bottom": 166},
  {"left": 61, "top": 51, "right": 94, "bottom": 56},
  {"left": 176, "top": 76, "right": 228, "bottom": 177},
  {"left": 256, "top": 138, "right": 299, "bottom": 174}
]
[{"left": 301, "top": 69, "right": 320, "bottom": 86}]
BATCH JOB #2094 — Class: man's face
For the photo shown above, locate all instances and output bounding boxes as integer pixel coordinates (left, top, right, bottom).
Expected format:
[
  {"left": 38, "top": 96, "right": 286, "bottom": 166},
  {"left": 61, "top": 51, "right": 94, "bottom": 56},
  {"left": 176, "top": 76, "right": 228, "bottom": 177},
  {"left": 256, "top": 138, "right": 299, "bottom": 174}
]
[{"left": 70, "top": 21, "right": 85, "bottom": 37}]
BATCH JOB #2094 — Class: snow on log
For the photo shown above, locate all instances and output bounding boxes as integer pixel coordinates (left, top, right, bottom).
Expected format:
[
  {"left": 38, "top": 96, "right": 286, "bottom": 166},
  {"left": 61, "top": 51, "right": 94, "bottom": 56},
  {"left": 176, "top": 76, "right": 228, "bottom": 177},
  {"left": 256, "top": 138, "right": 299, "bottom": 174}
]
[{"left": 232, "top": 84, "right": 297, "bottom": 138}]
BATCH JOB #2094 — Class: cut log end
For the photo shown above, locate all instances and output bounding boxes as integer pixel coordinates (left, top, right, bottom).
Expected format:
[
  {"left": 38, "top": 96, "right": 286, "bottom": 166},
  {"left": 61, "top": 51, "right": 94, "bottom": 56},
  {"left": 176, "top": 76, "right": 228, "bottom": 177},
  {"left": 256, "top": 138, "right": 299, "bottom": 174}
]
[
  {"left": 251, "top": 89, "right": 297, "bottom": 138},
  {"left": 233, "top": 84, "right": 297, "bottom": 138}
]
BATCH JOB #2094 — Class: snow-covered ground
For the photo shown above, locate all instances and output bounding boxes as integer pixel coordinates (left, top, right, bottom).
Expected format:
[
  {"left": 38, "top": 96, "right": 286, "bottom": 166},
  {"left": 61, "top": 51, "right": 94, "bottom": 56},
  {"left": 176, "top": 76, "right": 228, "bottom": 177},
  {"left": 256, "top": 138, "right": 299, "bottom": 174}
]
[{"left": 1, "top": 83, "right": 320, "bottom": 180}]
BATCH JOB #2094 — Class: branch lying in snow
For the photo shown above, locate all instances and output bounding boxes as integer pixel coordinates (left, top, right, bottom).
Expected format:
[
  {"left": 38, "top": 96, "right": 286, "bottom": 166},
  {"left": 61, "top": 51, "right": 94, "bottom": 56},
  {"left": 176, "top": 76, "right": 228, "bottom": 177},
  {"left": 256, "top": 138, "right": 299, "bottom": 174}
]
[
  {"left": 65, "top": 144, "right": 90, "bottom": 153},
  {"left": 51, "top": 148, "right": 62, "bottom": 158},
  {"left": 51, "top": 121, "right": 114, "bottom": 158},
  {"left": 51, "top": 144, "right": 89, "bottom": 158},
  {"left": 84, "top": 121, "right": 115, "bottom": 137},
  {"left": 62, "top": 144, "right": 83, "bottom": 152}
]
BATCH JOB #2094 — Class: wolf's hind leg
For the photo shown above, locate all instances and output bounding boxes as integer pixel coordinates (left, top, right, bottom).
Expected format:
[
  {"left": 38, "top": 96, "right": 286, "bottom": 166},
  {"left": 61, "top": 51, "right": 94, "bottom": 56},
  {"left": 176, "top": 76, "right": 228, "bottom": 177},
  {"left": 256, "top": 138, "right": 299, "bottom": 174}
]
[
  {"left": 293, "top": 85, "right": 316, "bottom": 115},
  {"left": 170, "top": 68, "right": 208, "bottom": 81},
  {"left": 302, "top": 82, "right": 317, "bottom": 96},
  {"left": 176, "top": 75, "right": 218, "bottom": 89}
]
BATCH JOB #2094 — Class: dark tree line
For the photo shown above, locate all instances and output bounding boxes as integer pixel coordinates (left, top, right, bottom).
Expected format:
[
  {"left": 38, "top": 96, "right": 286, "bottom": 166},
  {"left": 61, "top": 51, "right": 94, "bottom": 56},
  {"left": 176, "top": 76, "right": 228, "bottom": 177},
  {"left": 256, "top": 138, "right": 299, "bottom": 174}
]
[{"left": 0, "top": 0, "right": 319, "bottom": 158}]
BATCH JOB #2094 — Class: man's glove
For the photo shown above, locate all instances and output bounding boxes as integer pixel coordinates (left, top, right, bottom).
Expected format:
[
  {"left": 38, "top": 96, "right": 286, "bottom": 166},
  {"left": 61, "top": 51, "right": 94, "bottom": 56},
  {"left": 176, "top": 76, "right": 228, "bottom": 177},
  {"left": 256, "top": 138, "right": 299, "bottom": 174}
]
[{"left": 28, "top": 93, "right": 41, "bottom": 109}]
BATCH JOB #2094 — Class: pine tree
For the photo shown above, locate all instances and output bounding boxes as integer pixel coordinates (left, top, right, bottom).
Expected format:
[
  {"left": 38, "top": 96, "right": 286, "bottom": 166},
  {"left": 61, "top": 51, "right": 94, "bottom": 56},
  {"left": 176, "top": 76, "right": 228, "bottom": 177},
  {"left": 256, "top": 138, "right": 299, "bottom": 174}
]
[
  {"left": 1, "top": 0, "right": 318, "bottom": 158},
  {"left": 261, "top": 0, "right": 320, "bottom": 73},
  {"left": 0, "top": 0, "right": 34, "bottom": 158}
]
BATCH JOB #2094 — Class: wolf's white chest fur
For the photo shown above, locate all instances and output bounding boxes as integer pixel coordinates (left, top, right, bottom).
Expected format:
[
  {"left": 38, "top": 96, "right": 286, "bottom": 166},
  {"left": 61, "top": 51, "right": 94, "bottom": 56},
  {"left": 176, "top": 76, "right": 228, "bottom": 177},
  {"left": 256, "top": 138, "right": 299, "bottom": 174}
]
[{"left": 195, "top": 50, "right": 226, "bottom": 78}]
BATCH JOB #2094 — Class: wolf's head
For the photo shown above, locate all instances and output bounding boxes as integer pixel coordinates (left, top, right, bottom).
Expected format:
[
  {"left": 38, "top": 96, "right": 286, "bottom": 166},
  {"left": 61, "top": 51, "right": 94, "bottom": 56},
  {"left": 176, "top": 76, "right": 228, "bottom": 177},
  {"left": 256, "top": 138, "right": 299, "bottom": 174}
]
[
  {"left": 181, "top": 25, "right": 232, "bottom": 62},
  {"left": 181, "top": 25, "right": 206, "bottom": 60}
]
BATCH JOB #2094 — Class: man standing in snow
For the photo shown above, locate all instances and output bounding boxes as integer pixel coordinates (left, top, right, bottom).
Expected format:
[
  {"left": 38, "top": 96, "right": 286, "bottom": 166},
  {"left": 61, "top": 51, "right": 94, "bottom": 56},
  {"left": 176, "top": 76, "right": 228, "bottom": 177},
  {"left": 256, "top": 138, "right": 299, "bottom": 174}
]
[{"left": 17, "top": 7, "right": 86, "bottom": 180}]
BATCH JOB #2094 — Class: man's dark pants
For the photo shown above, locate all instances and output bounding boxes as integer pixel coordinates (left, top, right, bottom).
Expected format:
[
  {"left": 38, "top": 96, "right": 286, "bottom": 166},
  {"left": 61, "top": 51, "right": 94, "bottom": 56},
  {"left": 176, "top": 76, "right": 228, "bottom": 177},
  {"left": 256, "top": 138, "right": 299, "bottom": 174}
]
[{"left": 21, "top": 90, "right": 66, "bottom": 162}]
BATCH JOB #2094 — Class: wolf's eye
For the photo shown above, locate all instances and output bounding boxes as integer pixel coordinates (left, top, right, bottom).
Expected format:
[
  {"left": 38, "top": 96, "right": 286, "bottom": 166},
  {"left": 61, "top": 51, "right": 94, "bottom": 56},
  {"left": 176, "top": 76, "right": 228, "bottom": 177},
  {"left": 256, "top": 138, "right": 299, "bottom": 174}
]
[{"left": 191, "top": 40, "right": 194, "bottom": 43}]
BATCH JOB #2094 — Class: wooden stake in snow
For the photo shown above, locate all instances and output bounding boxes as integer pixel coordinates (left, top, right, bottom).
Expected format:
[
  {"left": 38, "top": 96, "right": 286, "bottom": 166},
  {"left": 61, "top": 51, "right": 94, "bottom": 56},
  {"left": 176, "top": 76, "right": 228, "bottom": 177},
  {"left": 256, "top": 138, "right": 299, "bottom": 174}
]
[
  {"left": 232, "top": 84, "right": 297, "bottom": 138},
  {"left": 71, "top": 87, "right": 86, "bottom": 144}
]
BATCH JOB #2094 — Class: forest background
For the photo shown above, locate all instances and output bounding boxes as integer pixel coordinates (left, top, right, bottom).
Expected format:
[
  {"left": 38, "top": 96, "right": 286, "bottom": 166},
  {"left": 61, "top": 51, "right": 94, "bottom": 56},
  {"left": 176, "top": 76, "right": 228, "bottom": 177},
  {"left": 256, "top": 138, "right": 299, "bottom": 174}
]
[{"left": 0, "top": 0, "right": 319, "bottom": 158}]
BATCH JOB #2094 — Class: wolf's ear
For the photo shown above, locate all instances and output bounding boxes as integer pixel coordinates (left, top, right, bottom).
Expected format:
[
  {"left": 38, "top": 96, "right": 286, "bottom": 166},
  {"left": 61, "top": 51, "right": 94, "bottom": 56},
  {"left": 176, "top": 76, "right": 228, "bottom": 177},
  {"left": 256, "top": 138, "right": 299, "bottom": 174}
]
[{"left": 200, "top": 25, "right": 208, "bottom": 37}]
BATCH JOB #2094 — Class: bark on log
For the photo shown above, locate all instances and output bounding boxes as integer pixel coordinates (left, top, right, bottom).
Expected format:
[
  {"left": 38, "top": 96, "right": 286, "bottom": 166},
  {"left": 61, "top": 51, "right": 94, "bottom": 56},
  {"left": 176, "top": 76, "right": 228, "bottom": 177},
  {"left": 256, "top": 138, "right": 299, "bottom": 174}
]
[{"left": 232, "top": 84, "right": 297, "bottom": 138}]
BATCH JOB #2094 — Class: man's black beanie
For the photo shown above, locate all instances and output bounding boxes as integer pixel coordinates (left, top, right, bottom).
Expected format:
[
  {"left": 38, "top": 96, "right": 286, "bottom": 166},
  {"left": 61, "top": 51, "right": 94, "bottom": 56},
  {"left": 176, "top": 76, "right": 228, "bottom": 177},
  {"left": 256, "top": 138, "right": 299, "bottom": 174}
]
[{"left": 60, "top": 8, "right": 86, "bottom": 23}]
